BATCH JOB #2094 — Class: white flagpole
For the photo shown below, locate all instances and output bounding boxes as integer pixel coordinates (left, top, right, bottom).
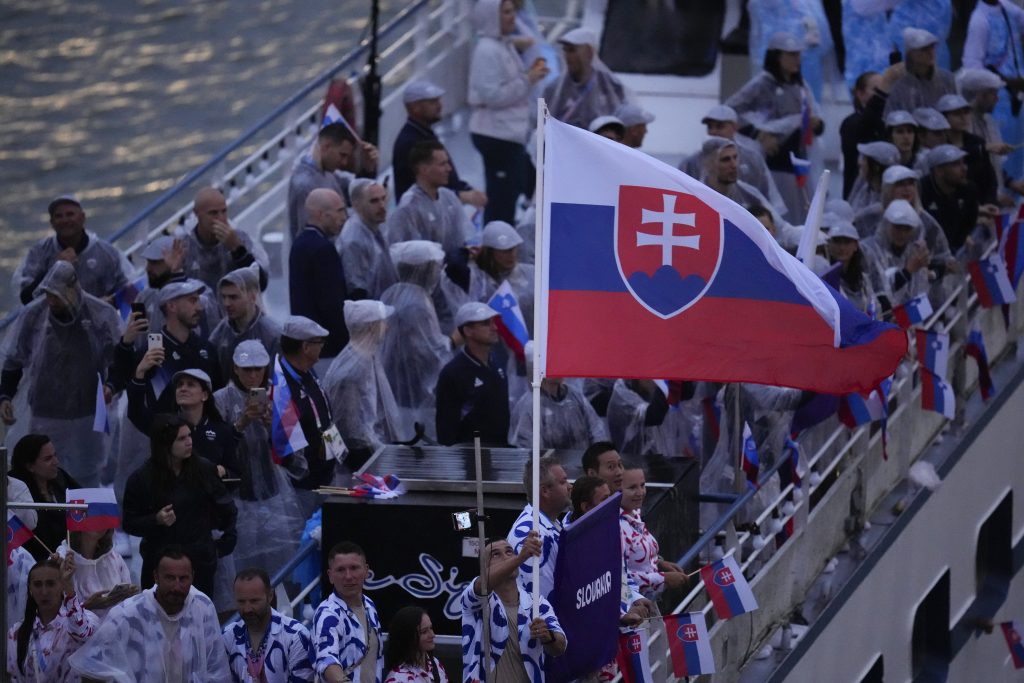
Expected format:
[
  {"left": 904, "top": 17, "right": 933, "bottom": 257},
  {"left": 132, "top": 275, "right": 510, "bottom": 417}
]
[
  {"left": 795, "top": 169, "right": 830, "bottom": 265},
  {"left": 530, "top": 98, "right": 549, "bottom": 620}
]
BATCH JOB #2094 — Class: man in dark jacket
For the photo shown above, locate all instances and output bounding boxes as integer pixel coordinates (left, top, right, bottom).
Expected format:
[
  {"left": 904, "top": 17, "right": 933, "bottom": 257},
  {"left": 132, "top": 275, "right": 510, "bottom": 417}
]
[{"left": 288, "top": 188, "right": 349, "bottom": 358}]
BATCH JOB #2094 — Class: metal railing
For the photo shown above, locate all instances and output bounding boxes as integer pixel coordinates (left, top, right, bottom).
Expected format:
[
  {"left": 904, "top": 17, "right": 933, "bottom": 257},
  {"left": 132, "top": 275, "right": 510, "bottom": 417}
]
[{"left": 625, "top": 242, "right": 1019, "bottom": 680}]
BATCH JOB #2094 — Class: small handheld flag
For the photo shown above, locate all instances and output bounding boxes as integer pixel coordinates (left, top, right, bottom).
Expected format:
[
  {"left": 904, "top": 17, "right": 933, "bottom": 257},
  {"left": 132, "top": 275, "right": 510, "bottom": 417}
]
[
  {"left": 65, "top": 488, "right": 120, "bottom": 532},
  {"left": 915, "top": 330, "right": 950, "bottom": 379},
  {"left": 790, "top": 152, "right": 811, "bottom": 188},
  {"left": 838, "top": 379, "right": 889, "bottom": 428},
  {"left": 965, "top": 326, "right": 995, "bottom": 400},
  {"left": 322, "top": 103, "right": 361, "bottom": 142},
  {"left": 997, "top": 212, "right": 1024, "bottom": 288},
  {"left": 968, "top": 255, "right": 1017, "bottom": 308},
  {"left": 616, "top": 630, "right": 653, "bottom": 683},
  {"left": 664, "top": 613, "right": 716, "bottom": 676},
  {"left": 892, "top": 294, "right": 933, "bottom": 329},
  {"left": 7, "top": 512, "right": 34, "bottom": 556},
  {"left": 1001, "top": 621, "right": 1024, "bottom": 669},
  {"left": 920, "top": 367, "right": 955, "bottom": 419},
  {"left": 700, "top": 554, "right": 758, "bottom": 619},
  {"left": 92, "top": 373, "right": 109, "bottom": 434},
  {"left": 111, "top": 275, "right": 147, "bottom": 322},
  {"left": 488, "top": 281, "right": 530, "bottom": 363}
]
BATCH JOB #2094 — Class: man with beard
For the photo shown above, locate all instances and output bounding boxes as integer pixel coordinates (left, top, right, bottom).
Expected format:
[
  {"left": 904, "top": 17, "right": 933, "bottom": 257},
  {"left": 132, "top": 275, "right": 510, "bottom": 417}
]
[
  {"left": 222, "top": 568, "right": 314, "bottom": 682},
  {"left": 69, "top": 546, "right": 230, "bottom": 681}
]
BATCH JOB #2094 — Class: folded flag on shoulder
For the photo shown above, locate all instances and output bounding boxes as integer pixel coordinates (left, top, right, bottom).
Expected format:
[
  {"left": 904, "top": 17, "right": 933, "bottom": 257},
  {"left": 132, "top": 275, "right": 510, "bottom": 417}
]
[
  {"left": 1002, "top": 621, "right": 1024, "bottom": 669},
  {"left": 700, "top": 554, "right": 758, "bottom": 619},
  {"left": 892, "top": 294, "right": 932, "bottom": 329},
  {"left": 65, "top": 488, "right": 120, "bottom": 532},
  {"left": 616, "top": 630, "right": 654, "bottom": 683},
  {"left": 965, "top": 326, "right": 995, "bottom": 400},
  {"left": 488, "top": 280, "right": 530, "bottom": 363},
  {"left": 539, "top": 115, "right": 905, "bottom": 394},
  {"left": 968, "top": 254, "right": 1016, "bottom": 308},
  {"left": 664, "top": 613, "right": 716, "bottom": 676},
  {"left": 269, "top": 357, "right": 309, "bottom": 462}
]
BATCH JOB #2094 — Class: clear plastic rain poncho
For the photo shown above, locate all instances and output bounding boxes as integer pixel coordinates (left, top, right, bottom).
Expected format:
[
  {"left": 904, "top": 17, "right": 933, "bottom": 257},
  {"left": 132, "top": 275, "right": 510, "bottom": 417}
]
[
  {"left": 208, "top": 263, "right": 282, "bottom": 374},
  {"left": 508, "top": 343, "right": 607, "bottom": 449},
  {"left": 379, "top": 241, "right": 453, "bottom": 439},
  {"left": 859, "top": 212, "right": 933, "bottom": 307},
  {"left": 68, "top": 586, "right": 230, "bottom": 682},
  {"left": 467, "top": 256, "right": 536, "bottom": 335},
  {"left": 1, "top": 262, "right": 122, "bottom": 486},
  {"left": 177, "top": 223, "right": 270, "bottom": 291},
  {"left": 214, "top": 384, "right": 304, "bottom": 575},
  {"left": 541, "top": 27, "right": 628, "bottom": 130},
  {"left": 338, "top": 183, "right": 398, "bottom": 299},
  {"left": 748, "top": 0, "right": 836, "bottom": 101},
  {"left": 606, "top": 379, "right": 690, "bottom": 459},
  {"left": 699, "top": 382, "right": 805, "bottom": 528},
  {"left": 323, "top": 300, "right": 403, "bottom": 457},
  {"left": 14, "top": 230, "right": 131, "bottom": 303}
]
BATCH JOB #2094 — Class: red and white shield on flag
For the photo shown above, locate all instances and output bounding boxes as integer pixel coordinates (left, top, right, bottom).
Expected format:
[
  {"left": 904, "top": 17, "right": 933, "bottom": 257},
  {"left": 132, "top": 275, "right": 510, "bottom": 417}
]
[
  {"left": 714, "top": 567, "right": 735, "bottom": 586},
  {"left": 615, "top": 185, "right": 723, "bottom": 319},
  {"left": 68, "top": 499, "right": 87, "bottom": 524},
  {"left": 680, "top": 623, "right": 699, "bottom": 642}
]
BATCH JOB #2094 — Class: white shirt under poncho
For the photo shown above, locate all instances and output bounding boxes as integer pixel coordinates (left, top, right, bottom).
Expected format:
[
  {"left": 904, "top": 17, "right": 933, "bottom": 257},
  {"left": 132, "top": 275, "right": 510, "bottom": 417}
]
[{"left": 68, "top": 585, "right": 229, "bottom": 682}]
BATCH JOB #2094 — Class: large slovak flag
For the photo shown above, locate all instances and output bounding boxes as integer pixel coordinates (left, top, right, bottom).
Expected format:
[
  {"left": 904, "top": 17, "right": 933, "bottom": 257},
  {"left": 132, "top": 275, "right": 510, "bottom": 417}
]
[
  {"left": 270, "top": 358, "right": 309, "bottom": 462},
  {"left": 664, "top": 613, "right": 716, "bottom": 676},
  {"left": 539, "top": 115, "right": 905, "bottom": 393},
  {"left": 488, "top": 280, "right": 530, "bottom": 363},
  {"left": 65, "top": 488, "right": 120, "bottom": 532},
  {"left": 968, "top": 254, "right": 1017, "bottom": 308},
  {"left": 700, "top": 554, "right": 758, "bottom": 620},
  {"left": 1002, "top": 621, "right": 1024, "bottom": 669}
]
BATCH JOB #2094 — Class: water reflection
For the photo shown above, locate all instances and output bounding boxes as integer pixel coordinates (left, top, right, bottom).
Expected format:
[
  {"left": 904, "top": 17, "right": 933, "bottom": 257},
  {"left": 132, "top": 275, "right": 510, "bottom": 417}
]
[{"left": 0, "top": 0, "right": 392, "bottom": 317}]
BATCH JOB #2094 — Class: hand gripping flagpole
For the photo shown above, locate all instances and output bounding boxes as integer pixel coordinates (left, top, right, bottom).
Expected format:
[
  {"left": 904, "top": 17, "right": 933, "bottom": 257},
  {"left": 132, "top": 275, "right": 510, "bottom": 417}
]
[{"left": 530, "top": 97, "right": 550, "bottom": 621}]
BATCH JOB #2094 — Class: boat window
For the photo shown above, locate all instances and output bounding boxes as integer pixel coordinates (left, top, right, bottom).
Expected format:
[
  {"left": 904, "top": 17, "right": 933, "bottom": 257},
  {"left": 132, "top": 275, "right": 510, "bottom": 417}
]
[
  {"left": 857, "top": 654, "right": 883, "bottom": 683},
  {"left": 911, "top": 570, "right": 951, "bottom": 681},
  {"left": 974, "top": 491, "right": 1012, "bottom": 597}
]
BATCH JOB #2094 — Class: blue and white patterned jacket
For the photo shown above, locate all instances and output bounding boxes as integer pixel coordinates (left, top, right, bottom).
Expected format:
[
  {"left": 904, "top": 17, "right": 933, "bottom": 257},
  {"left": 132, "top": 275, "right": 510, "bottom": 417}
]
[
  {"left": 507, "top": 504, "right": 562, "bottom": 599},
  {"left": 222, "top": 609, "right": 314, "bottom": 682},
  {"left": 460, "top": 582, "right": 564, "bottom": 683},
  {"left": 312, "top": 591, "right": 383, "bottom": 683}
]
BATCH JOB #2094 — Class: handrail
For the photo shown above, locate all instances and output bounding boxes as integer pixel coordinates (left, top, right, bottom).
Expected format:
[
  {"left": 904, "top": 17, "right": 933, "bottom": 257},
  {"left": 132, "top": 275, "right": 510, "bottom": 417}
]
[
  {"left": 270, "top": 540, "right": 318, "bottom": 588},
  {"left": 106, "top": 0, "right": 434, "bottom": 246}
]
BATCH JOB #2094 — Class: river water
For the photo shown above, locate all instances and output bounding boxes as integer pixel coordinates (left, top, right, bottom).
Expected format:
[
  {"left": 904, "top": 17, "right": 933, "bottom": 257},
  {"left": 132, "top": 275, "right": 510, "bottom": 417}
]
[{"left": 0, "top": 0, "right": 401, "bottom": 317}]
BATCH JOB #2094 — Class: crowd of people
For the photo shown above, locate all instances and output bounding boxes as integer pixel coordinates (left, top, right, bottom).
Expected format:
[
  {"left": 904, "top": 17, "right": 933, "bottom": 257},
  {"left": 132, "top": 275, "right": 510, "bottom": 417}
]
[{"left": 4, "top": 0, "right": 1017, "bottom": 679}]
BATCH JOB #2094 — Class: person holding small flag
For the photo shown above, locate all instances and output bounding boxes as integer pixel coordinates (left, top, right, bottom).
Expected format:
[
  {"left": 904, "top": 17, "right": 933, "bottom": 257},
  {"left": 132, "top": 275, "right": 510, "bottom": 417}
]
[
  {"left": 435, "top": 302, "right": 511, "bottom": 446},
  {"left": 8, "top": 434, "right": 80, "bottom": 562},
  {"left": 861, "top": 199, "right": 935, "bottom": 307},
  {"left": 619, "top": 467, "right": 690, "bottom": 599},
  {"left": 461, "top": 533, "right": 566, "bottom": 683},
  {"left": 6, "top": 554, "right": 98, "bottom": 682},
  {"left": 467, "top": 221, "right": 535, "bottom": 335}
]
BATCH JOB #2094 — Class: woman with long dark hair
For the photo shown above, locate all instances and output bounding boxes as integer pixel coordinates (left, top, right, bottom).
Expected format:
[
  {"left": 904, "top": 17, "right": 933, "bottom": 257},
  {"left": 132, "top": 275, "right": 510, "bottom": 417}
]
[
  {"left": 383, "top": 605, "right": 448, "bottom": 683},
  {"left": 127, "top": 367, "right": 239, "bottom": 478},
  {"left": 122, "top": 413, "right": 237, "bottom": 597},
  {"left": 8, "top": 434, "right": 79, "bottom": 561},
  {"left": 6, "top": 555, "right": 97, "bottom": 682},
  {"left": 827, "top": 221, "right": 876, "bottom": 314}
]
